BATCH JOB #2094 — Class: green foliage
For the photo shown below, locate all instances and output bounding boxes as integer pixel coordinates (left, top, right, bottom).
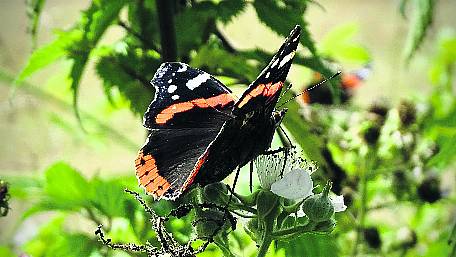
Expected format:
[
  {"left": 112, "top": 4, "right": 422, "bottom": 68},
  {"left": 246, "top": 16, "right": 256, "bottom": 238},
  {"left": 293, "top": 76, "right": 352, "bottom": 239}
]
[
  {"left": 5, "top": 1, "right": 455, "bottom": 257},
  {"left": 26, "top": 0, "right": 46, "bottom": 49},
  {"left": 319, "top": 23, "right": 371, "bottom": 64},
  {"left": 402, "top": 0, "right": 435, "bottom": 62}
]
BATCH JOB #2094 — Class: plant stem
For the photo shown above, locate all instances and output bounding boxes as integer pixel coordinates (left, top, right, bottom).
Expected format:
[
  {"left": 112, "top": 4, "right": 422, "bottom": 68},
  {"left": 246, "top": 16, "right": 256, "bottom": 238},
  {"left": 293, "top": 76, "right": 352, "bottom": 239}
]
[
  {"left": 352, "top": 148, "right": 376, "bottom": 256},
  {"left": 257, "top": 221, "right": 274, "bottom": 257},
  {"left": 155, "top": 0, "right": 177, "bottom": 61}
]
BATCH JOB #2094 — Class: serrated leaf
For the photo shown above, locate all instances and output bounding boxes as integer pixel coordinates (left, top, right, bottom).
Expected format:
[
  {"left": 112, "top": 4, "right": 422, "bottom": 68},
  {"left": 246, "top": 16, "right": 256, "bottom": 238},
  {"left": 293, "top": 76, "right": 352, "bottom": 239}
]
[
  {"left": 26, "top": 0, "right": 46, "bottom": 49},
  {"left": 15, "top": 30, "right": 81, "bottom": 84},
  {"left": 95, "top": 45, "right": 158, "bottom": 114},
  {"left": 42, "top": 162, "right": 90, "bottom": 211},
  {"left": 89, "top": 177, "right": 131, "bottom": 218},
  {"left": 190, "top": 38, "right": 258, "bottom": 82},
  {"left": 403, "top": 0, "right": 434, "bottom": 62},
  {"left": 65, "top": 0, "right": 130, "bottom": 117},
  {"left": 216, "top": 0, "right": 247, "bottom": 24}
]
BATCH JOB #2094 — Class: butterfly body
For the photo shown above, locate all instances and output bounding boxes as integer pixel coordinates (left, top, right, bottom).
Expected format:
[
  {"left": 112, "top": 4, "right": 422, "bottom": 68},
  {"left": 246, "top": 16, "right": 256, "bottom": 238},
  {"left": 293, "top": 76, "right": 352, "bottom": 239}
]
[{"left": 136, "top": 26, "right": 300, "bottom": 200}]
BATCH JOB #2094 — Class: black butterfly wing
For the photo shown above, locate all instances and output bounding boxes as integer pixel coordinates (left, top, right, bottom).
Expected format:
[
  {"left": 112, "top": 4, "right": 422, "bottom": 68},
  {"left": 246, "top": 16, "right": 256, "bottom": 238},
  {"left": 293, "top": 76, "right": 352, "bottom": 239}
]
[
  {"left": 233, "top": 25, "right": 300, "bottom": 115},
  {"left": 144, "top": 62, "right": 235, "bottom": 129},
  {"left": 136, "top": 63, "right": 235, "bottom": 200}
]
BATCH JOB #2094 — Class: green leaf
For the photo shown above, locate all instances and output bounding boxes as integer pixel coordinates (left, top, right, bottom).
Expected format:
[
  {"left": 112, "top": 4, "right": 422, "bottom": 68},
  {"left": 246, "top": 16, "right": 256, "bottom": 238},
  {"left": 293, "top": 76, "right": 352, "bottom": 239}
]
[
  {"left": 278, "top": 233, "right": 340, "bottom": 257},
  {"left": 89, "top": 177, "right": 132, "bottom": 218},
  {"left": 319, "top": 23, "right": 370, "bottom": 64},
  {"left": 95, "top": 44, "right": 158, "bottom": 114},
  {"left": 22, "top": 162, "right": 92, "bottom": 217},
  {"left": 23, "top": 216, "right": 98, "bottom": 257},
  {"left": 281, "top": 100, "right": 328, "bottom": 169},
  {"left": 26, "top": 0, "right": 46, "bottom": 49},
  {"left": 15, "top": 30, "right": 81, "bottom": 84},
  {"left": 66, "top": 0, "right": 130, "bottom": 117},
  {"left": 190, "top": 37, "right": 258, "bottom": 82},
  {"left": 0, "top": 246, "right": 15, "bottom": 257},
  {"left": 403, "top": 0, "right": 435, "bottom": 62}
]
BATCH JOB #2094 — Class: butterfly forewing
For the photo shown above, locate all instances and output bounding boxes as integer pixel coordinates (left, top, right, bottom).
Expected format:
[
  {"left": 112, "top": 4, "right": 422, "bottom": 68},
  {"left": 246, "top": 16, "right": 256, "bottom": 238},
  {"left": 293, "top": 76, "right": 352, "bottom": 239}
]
[{"left": 234, "top": 25, "right": 301, "bottom": 115}]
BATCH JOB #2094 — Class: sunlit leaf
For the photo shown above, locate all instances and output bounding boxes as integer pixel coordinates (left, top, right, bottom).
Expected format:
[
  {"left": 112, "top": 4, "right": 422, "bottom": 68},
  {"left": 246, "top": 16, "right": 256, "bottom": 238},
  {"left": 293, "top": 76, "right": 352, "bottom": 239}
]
[
  {"left": 319, "top": 23, "right": 370, "bottom": 64},
  {"left": 403, "top": 0, "right": 435, "bottom": 62},
  {"left": 278, "top": 233, "right": 339, "bottom": 257},
  {"left": 23, "top": 216, "right": 98, "bottom": 257},
  {"left": 15, "top": 30, "right": 81, "bottom": 84}
]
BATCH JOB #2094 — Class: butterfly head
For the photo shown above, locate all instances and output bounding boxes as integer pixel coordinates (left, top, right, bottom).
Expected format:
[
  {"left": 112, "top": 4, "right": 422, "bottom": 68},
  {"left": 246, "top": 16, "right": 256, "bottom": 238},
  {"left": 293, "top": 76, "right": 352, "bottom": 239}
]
[{"left": 272, "top": 108, "right": 288, "bottom": 126}]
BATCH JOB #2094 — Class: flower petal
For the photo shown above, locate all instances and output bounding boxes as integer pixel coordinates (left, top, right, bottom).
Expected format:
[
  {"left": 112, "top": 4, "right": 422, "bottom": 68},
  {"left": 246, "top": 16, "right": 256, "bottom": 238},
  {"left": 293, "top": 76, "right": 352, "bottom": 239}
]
[
  {"left": 270, "top": 168, "right": 313, "bottom": 200},
  {"left": 330, "top": 195, "right": 347, "bottom": 212}
]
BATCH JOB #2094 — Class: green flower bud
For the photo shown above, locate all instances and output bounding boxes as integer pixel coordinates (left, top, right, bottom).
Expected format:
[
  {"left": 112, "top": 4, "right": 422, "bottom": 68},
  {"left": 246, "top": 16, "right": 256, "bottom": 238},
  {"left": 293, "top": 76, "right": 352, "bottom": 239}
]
[
  {"left": 194, "top": 209, "right": 227, "bottom": 239},
  {"left": 203, "top": 182, "right": 230, "bottom": 204},
  {"left": 257, "top": 190, "right": 279, "bottom": 219},
  {"left": 301, "top": 181, "right": 334, "bottom": 222},
  {"left": 314, "top": 218, "right": 336, "bottom": 233}
]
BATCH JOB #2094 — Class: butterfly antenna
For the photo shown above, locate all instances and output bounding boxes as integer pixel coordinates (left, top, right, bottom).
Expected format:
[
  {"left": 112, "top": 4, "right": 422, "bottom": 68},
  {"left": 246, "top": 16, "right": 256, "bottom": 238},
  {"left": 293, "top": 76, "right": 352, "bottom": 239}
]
[{"left": 277, "top": 71, "right": 341, "bottom": 108}]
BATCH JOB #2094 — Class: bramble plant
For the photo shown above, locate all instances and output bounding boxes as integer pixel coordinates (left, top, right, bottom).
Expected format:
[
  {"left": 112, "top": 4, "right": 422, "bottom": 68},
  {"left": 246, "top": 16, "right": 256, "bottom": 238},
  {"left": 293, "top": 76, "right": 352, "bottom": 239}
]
[{"left": 1, "top": 1, "right": 455, "bottom": 257}]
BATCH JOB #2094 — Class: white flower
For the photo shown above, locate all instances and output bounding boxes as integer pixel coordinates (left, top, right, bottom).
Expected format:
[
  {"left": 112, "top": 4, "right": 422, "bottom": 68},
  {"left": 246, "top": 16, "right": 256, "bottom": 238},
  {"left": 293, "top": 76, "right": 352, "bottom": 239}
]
[
  {"left": 330, "top": 195, "right": 347, "bottom": 212},
  {"left": 255, "top": 149, "right": 317, "bottom": 197},
  {"left": 271, "top": 168, "right": 314, "bottom": 200}
]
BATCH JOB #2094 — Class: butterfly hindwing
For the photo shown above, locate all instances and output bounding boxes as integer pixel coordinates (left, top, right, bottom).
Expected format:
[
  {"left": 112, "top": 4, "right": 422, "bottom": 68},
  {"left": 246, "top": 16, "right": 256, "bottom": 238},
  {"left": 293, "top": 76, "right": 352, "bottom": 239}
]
[
  {"left": 234, "top": 25, "right": 301, "bottom": 115},
  {"left": 135, "top": 128, "right": 220, "bottom": 200},
  {"left": 143, "top": 62, "right": 235, "bottom": 129}
]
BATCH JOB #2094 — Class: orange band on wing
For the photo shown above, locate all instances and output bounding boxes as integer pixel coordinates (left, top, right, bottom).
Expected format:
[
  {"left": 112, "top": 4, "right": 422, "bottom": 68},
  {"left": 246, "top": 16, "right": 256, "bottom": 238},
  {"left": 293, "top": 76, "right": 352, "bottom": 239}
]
[
  {"left": 341, "top": 73, "right": 361, "bottom": 89},
  {"left": 155, "top": 93, "right": 234, "bottom": 125},
  {"left": 237, "top": 82, "right": 283, "bottom": 108},
  {"left": 135, "top": 150, "right": 171, "bottom": 199}
]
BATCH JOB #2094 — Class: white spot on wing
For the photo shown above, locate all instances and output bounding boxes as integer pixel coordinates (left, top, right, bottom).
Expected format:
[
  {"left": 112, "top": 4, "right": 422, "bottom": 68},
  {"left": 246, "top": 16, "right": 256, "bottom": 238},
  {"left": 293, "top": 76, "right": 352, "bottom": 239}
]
[
  {"left": 177, "top": 65, "right": 187, "bottom": 72},
  {"left": 186, "top": 73, "right": 210, "bottom": 90},
  {"left": 172, "top": 95, "right": 180, "bottom": 100},
  {"left": 292, "top": 37, "right": 298, "bottom": 42},
  {"left": 279, "top": 51, "right": 296, "bottom": 68},
  {"left": 265, "top": 72, "right": 270, "bottom": 78},
  {"left": 168, "top": 79, "right": 172, "bottom": 83},
  {"left": 168, "top": 85, "right": 177, "bottom": 93},
  {"left": 271, "top": 58, "right": 279, "bottom": 68}
]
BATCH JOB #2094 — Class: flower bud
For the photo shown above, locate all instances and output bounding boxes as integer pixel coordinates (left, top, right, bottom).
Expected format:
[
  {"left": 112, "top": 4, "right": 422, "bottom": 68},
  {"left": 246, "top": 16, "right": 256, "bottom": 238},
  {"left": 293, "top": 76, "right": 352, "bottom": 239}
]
[
  {"left": 301, "top": 181, "right": 334, "bottom": 222},
  {"left": 398, "top": 100, "right": 416, "bottom": 127},
  {"left": 194, "top": 209, "right": 227, "bottom": 239},
  {"left": 257, "top": 190, "right": 279, "bottom": 219},
  {"left": 314, "top": 218, "right": 336, "bottom": 233},
  {"left": 363, "top": 226, "right": 382, "bottom": 249},
  {"left": 203, "top": 182, "right": 230, "bottom": 205},
  {"left": 417, "top": 174, "right": 441, "bottom": 203}
]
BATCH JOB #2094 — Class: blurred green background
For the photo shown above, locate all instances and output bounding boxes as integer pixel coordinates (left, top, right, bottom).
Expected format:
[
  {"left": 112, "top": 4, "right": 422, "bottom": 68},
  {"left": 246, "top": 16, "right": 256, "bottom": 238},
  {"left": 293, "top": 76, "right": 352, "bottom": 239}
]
[{"left": 0, "top": 0, "right": 455, "bottom": 256}]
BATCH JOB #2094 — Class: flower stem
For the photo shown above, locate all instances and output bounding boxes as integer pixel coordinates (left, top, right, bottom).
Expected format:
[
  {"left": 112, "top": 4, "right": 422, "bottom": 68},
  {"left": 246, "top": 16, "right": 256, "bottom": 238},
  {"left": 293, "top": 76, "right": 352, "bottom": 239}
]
[
  {"left": 352, "top": 148, "right": 376, "bottom": 256},
  {"left": 257, "top": 222, "right": 274, "bottom": 257}
]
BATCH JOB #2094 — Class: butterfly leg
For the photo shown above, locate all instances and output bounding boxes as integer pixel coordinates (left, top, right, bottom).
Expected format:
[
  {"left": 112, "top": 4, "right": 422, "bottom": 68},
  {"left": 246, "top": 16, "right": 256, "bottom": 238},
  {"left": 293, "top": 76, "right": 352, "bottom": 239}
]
[{"left": 249, "top": 161, "right": 254, "bottom": 193}]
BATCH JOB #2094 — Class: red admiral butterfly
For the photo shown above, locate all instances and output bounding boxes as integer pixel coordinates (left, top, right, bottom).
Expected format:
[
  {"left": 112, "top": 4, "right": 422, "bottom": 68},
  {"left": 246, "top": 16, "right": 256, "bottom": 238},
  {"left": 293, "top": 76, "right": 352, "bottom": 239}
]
[
  {"left": 301, "top": 64, "right": 371, "bottom": 104},
  {"left": 135, "top": 26, "right": 301, "bottom": 200}
]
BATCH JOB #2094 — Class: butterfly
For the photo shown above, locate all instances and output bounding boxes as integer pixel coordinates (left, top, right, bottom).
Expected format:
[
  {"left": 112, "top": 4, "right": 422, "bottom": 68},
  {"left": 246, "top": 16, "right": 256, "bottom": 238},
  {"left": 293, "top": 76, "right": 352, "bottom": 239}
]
[
  {"left": 301, "top": 64, "right": 371, "bottom": 105},
  {"left": 135, "top": 26, "right": 301, "bottom": 200}
]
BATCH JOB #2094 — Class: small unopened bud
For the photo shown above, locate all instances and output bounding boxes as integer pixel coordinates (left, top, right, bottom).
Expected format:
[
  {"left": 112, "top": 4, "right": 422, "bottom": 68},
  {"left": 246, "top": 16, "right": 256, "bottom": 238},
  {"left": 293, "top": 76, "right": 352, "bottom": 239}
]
[
  {"left": 363, "top": 226, "right": 382, "bottom": 249},
  {"left": 301, "top": 181, "right": 334, "bottom": 222},
  {"left": 194, "top": 209, "right": 227, "bottom": 239},
  {"left": 314, "top": 218, "right": 336, "bottom": 233},
  {"left": 417, "top": 174, "right": 441, "bottom": 203},
  {"left": 398, "top": 100, "right": 416, "bottom": 127},
  {"left": 203, "top": 182, "right": 230, "bottom": 205}
]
